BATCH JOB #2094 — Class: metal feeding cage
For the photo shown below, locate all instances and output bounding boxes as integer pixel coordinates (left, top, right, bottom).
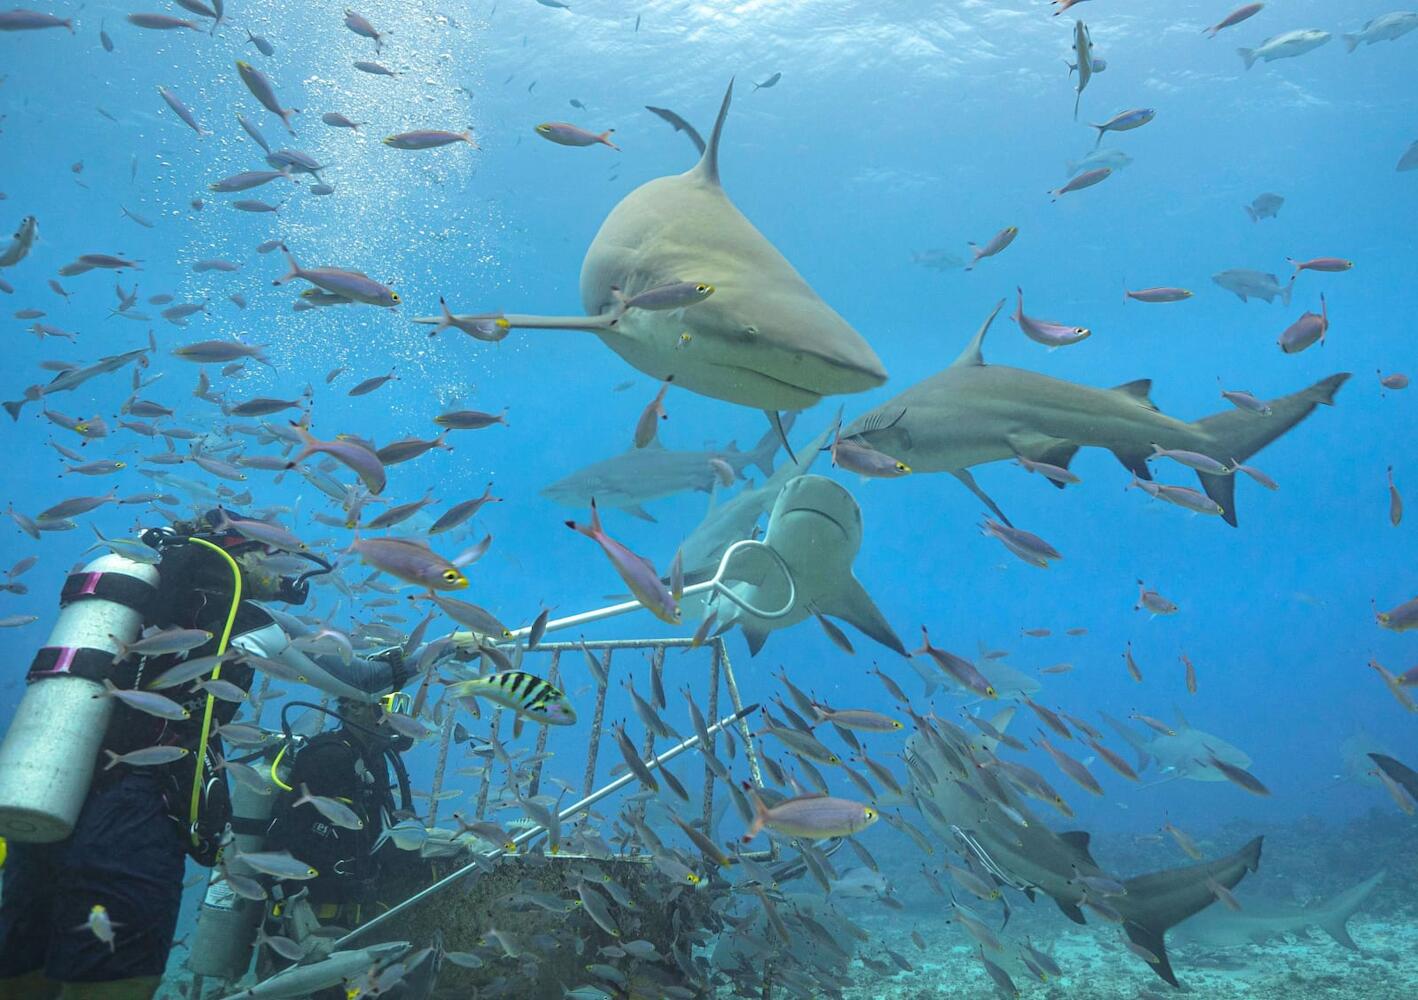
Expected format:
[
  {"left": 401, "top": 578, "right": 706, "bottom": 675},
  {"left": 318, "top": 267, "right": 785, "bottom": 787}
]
[{"left": 206, "top": 637, "right": 777, "bottom": 998}]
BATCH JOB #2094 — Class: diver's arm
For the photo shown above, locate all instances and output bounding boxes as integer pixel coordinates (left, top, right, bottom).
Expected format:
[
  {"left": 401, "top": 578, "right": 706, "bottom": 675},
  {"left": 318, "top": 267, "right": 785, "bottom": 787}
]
[{"left": 230, "top": 621, "right": 414, "bottom": 702}]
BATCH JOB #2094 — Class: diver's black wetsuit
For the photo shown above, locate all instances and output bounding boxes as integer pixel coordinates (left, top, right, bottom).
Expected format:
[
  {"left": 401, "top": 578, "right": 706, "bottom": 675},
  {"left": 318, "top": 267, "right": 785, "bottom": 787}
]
[{"left": 0, "top": 533, "right": 411, "bottom": 996}]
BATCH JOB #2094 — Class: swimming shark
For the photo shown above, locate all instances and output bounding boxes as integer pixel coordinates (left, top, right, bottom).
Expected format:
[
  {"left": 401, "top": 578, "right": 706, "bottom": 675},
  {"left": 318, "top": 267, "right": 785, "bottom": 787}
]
[
  {"left": 1102, "top": 710, "right": 1252, "bottom": 781},
  {"left": 222, "top": 941, "right": 410, "bottom": 999},
  {"left": 416, "top": 82, "right": 888, "bottom": 413},
  {"left": 707, "top": 474, "right": 905, "bottom": 656},
  {"left": 907, "top": 714, "right": 1263, "bottom": 987},
  {"left": 540, "top": 420, "right": 784, "bottom": 521},
  {"left": 841, "top": 300, "right": 1348, "bottom": 527},
  {"left": 1175, "top": 871, "right": 1384, "bottom": 951}
]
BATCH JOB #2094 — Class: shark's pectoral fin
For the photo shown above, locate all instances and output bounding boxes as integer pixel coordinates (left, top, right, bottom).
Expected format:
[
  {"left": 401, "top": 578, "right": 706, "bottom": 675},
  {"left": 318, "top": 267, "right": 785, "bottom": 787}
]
[
  {"left": 741, "top": 623, "right": 769, "bottom": 656},
  {"left": 1058, "top": 830, "right": 1099, "bottom": 868},
  {"left": 622, "top": 503, "right": 658, "bottom": 523},
  {"left": 1055, "top": 898, "right": 1086, "bottom": 924},
  {"left": 951, "top": 468, "right": 1012, "bottom": 526},
  {"left": 764, "top": 410, "right": 798, "bottom": 464},
  {"left": 1111, "top": 447, "right": 1153, "bottom": 480},
  {"left": 817, "top": 577, "right": 907, "bottom": 656}
]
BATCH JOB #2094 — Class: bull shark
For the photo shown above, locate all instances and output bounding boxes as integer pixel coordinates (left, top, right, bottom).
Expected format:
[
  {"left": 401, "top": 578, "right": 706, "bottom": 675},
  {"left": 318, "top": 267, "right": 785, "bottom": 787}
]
[
  {"left": 706, "top": 474, "right": 905, "bottom": 656},
  {"left": 907, "top": 713, "right": 1263, "bottom": 987},
  {"left": 540, "top": 420, "right": 784, "bottom": 521},
  {"left": 1102, "top": 710, "right": 1252, "bottom": 781},
  {"left": 841, "top": 300, "right": 1347, "bottom": 527},
  {"left": 417, "top": 82, "right": 888, "bottom": 413},
  {"left": 1175, "top": 871, "right": 1384, "bottom": 951}
]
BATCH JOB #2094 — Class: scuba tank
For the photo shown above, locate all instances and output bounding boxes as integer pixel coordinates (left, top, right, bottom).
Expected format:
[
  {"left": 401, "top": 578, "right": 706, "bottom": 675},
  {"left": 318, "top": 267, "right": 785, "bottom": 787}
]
[
  {"left": 189, "top": 753, "right": 280, "bottom": 981},
  {"left": 0, "top": 553, "right": 160, "bottom": 842}
]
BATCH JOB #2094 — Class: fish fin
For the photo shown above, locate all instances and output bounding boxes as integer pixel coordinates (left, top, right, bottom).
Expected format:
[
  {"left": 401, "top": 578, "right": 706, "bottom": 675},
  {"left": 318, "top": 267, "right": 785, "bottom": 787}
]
[
  {"left": 1112, "top": 379, "right": 1158, "bottom": 411},
  {"left": 751, "top": 413, "right": 791, "bottom": 477},
  {"left": 1244, "top": 205, "right": 1257, "bottom": 222},
  {"left": 741, "top": 623, "right": 768, "bottom": 657},
  {"left": 1054, "top": 898, "right": 1086, "bottom": 924},
  {"left": 1058, "top": 830, "right": 1099, "bottom": 868},
  {"left": 764, "top": 410, "right": 797, "bottom": 464},
  {"left": 1280, "top": 276, "right": 1295, "bottom": 307},
  {"left": 622, "top": 504, "right": 657, "bottom": 523},
  {"left": 1122, "top": 836, "right": 1263, "bottom": 987},
  {"left": 1312, "top": 872, "right": 1385, "bottom": 951},
  {"left": 1197, "top": 471, "right": 1237, "bottom": 527},
  {"left": 1100, "top": 712, "right": 1152, "bottom": 772},
  {"left": 1109, "top": 447, "right": 1152, "bottom": 480},
  {"left": 2, "top": 399, "right": 23, "bottom": 421},
  {"left": 692, "top": 79, "right": 734, "bottom": 187},
  {"left": 1238, "top": 47, "right": 1256, "bottom": 70},
  {"left": 1193, "top": 373, "right": 1348, "bottom": 520},
  {"left": 950, "top": 299, "right": 1005, "bottom": 368},
  {"left": 816, "top": 578, "right": 907, "bottom": 657},
  {"left": 951, "top": 468, "right": 1011, "bottom": 527},
  {"left": 1037, "top": 443, "right": 1080, "bottom": 490},
  {"left": 1342, "top": 33, "right": 1360, "bottom": 53},
  {"left": 644, "top": 105, "right": 707, "bottom": 155}
]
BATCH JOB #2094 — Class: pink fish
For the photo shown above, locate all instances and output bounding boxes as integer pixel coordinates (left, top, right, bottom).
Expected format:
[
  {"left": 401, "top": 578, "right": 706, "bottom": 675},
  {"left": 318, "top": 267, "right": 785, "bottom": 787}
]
[
  {"left": 1287, "top": 256, "right": 1352, "bottom": 274},
  {"left": 1277, "top": 294, "right": 1328, "bottom": 354},
  {"left": 1204, "top": 2, "right": 1265, "bottom": 38},
  {"left": 566, "top": 499, "right": 680, "bottom": 624}
]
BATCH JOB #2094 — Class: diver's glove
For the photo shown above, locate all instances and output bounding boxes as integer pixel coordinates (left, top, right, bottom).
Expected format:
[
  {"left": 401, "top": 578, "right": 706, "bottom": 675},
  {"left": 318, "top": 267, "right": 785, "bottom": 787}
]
[
  {"left": 370, "top": 645, "right": 414, "bottom": 689},
  {"left": 273, "top": 575, "right": 309, "bottom": 606}
]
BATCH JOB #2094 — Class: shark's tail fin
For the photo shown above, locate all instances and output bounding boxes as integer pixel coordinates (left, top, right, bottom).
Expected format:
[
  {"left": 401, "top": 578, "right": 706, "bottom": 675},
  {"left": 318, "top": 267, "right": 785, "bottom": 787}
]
[
  {"left": 1311, "top": 871, "right": 1385, "bottom": 950},
  {"left": 1193, "top": 373, "right": 1349, "bottom": 526},
  {"left": 1238, "top": 46, "right": 1258, "bottom": 70},
  {"left": 1100, "top": 711, "right": 1152, "bottom": 772},
  {"left": 1342, "top": 33, "right": 1360, "bottom": 53},
  {"left": 1119, "top": 836, "right": 1264, "bottom": 987}
]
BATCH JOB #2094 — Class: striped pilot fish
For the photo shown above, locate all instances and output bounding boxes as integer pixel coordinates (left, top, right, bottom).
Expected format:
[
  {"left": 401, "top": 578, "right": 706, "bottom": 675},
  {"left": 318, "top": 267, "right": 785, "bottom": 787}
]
[{"left": 448, "top": 671, "right": 577, "bottom": 726}]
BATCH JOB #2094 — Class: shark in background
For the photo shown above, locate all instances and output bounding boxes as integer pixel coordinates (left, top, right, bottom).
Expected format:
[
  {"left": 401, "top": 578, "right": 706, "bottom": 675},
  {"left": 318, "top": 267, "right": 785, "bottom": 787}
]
[
  {"left": 420, "top": 81, "right": 888, "bottom": 414},
  {"left": 1103, "top": 709, "right": 1253, "bottom": 782},
  {"left": 906, "top": 708, "right": 1263, "bottom": 987},
  {"left": 540, "top": 418, "right": 786, "bottom": 522},
  {"left": 1175, "top": 871, "right": 1385, "bottom": 951},
  {"left": 842, "top": 300, "right": 1347, "bottom": 527}
]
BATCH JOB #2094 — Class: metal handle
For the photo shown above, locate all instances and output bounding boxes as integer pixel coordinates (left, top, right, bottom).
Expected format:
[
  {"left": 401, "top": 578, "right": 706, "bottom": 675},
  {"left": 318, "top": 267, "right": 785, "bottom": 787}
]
[{"left": 449, "top": 538, "right": 797, "bottom": 649}]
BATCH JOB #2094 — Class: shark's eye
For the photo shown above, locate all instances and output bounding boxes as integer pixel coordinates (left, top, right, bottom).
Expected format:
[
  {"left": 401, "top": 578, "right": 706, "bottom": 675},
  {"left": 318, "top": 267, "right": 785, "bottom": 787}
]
[{"left": 743, "top": 324, "right": 758, "bottom": 337}]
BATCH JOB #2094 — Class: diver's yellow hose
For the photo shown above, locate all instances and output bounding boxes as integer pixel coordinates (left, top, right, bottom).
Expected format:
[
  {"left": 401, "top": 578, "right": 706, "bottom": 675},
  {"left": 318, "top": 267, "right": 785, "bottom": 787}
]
[
  {"left": 269, "top": 742, "right": 293, "bottom": 792},
  {"left": 185, "top": 537, "right": 243, "bottom": 849}
]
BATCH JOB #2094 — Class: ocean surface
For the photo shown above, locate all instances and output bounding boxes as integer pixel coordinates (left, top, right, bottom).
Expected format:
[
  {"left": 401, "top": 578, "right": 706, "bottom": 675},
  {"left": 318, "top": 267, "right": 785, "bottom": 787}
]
[{"left": 0, "top": 1, "right": 1414, "bottom": 997}]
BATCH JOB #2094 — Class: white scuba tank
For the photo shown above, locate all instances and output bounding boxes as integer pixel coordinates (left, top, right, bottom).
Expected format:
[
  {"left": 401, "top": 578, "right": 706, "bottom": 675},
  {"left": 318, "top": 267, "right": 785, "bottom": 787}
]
[
  {"left": 0, "top": 553, "right": 160, "bottom": 842},
  {"left": 188, "top": 750, "right": 280, "bottom": 980}
]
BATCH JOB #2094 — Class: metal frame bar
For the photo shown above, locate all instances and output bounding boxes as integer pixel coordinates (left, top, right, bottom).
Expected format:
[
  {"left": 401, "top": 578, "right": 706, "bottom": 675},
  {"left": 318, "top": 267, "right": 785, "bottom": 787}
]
[{"left": 332, "top": 703, "right": 758, "bottom": 949}]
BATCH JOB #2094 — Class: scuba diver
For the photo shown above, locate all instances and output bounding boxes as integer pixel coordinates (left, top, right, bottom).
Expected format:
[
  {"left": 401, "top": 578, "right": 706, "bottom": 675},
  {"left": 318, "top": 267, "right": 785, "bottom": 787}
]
[
  {"left": 0, "top": 509, "right": 415, "bottom": 1000},
  {"left": 258, "top": 691, "right": 417, "bottom": 949}
]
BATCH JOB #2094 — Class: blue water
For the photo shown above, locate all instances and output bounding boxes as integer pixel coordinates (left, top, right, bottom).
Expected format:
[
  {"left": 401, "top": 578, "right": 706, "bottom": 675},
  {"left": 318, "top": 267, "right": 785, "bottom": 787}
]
[{"left": 1, "top": 0, "right": 1414, "bottom": 995}]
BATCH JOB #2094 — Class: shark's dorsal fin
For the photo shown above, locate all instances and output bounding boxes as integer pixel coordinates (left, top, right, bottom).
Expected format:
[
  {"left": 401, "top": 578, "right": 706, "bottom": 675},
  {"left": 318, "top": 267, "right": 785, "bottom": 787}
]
[
  {"left": 1059, "top": 830, "right": 1098, "bottom": 867},
  {"left": 988, "top": 705, "right": 1016, "bottom": 736},
  {"left": 691, "top": 79, "right": 735, "bottom": 187},
  {"left": 950, "top": 299, "right": 1005, "bottom": 368},
  {"left": 1113, "top": 379, "right": 1159, "bottom": 411},
  {"left": 1173, "top": 706, "right": 1191, "bottom": 730}
]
